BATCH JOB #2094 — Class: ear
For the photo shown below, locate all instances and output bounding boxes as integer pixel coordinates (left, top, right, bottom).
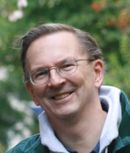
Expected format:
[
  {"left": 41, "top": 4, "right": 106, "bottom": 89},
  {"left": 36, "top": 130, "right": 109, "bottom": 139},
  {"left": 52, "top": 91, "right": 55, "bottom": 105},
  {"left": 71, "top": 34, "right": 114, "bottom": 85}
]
[
  {"left": 93, "top": 59, "right": 104, "bottom": 88},
  {"left": 25, "top": 82, "right": 40, "bottom": 106}
]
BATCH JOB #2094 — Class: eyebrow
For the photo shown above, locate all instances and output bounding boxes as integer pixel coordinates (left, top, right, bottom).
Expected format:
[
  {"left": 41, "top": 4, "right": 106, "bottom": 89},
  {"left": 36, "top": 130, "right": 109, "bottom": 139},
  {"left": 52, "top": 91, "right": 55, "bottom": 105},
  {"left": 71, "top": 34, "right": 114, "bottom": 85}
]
[{"left": 56, "top": 58, "right": 74, "bottom": 65}]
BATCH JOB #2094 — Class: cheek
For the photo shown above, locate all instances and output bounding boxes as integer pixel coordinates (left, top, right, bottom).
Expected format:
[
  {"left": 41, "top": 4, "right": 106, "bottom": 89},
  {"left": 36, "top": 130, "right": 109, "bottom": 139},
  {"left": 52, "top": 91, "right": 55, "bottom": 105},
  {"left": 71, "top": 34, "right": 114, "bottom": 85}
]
[
  {"left": 75, "top": 67, "right": 94, "bottom": 84},
  {"left": 75, "top": 67, "right": 96, "bottom": 95},
  {"left": 33, "top": 87, "right": 44, "bottom": 97},
  {"left": 31, "top": 86, "right": 47, "bottom": 105},
  {"left": 68, "top": 72, "right": 84, "bottom": 87}
]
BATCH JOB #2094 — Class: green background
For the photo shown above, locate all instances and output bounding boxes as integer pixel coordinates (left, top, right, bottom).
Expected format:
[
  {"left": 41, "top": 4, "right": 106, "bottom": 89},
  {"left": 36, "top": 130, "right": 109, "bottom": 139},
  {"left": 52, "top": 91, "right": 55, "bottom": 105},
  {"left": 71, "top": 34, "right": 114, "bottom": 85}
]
[{"left": 0, "top": 0, "right": 130, "bottom": 152}]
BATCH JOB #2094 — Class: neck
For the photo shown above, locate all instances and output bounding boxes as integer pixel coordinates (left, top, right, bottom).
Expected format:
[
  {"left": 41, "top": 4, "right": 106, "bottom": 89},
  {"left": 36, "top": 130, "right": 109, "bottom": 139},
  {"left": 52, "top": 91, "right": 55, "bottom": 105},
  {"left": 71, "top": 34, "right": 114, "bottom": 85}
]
[{"left": 48, "top": 101, "right": 107, "bottom": 153}]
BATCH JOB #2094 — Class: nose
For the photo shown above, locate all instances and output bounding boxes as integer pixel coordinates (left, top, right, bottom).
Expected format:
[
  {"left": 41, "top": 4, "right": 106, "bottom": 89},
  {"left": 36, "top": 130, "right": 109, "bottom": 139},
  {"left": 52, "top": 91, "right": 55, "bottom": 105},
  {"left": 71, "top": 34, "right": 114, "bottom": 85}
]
[{"left": 47, "top": 69, "right": 66, "bottom": 87}]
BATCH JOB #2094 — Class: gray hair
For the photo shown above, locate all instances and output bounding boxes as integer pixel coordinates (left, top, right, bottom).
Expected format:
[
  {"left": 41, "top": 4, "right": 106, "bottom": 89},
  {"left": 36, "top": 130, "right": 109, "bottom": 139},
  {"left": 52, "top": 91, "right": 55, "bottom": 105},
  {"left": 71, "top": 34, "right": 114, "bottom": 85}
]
[{"left": 20, "top": 23, "right": 103, "bottom": 81}]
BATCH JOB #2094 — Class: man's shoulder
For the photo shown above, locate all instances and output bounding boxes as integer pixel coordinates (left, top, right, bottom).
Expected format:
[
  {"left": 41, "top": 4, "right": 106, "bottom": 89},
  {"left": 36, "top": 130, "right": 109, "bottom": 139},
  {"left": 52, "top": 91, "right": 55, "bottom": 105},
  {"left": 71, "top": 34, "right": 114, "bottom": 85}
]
[{"left": 6, "top": 134, "right": 47, "bottom": 153}]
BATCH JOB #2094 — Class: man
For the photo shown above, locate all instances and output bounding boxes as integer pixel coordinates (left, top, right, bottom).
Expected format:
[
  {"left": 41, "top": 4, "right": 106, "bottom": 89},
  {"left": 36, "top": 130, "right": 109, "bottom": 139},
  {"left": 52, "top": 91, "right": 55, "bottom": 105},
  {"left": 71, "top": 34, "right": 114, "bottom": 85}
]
[{"left": 6, "top": 23, "right": 130, "bottom": 153}]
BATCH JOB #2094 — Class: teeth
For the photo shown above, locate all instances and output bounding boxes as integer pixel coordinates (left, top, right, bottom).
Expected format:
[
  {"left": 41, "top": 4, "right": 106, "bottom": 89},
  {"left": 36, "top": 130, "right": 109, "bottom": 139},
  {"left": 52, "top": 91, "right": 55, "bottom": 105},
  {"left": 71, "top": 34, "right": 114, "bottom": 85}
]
[{"left": 53, "top": 93, "right": 70, "bottom": 100}]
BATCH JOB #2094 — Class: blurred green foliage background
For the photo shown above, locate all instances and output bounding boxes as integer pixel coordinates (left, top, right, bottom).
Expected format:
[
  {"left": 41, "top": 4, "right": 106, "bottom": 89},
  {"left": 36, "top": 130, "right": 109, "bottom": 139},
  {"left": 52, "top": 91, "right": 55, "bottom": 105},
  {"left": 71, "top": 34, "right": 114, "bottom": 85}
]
[{"left": 0, "top": 0, "right": 130, "bottom": 152}]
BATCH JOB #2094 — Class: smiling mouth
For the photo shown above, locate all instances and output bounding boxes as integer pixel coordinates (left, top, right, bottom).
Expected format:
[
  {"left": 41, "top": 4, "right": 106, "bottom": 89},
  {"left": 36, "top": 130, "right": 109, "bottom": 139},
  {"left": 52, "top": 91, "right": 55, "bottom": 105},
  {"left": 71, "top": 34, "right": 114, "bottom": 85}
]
[{"left": 51, "top": 92, "right": 73, "bottom": 100}]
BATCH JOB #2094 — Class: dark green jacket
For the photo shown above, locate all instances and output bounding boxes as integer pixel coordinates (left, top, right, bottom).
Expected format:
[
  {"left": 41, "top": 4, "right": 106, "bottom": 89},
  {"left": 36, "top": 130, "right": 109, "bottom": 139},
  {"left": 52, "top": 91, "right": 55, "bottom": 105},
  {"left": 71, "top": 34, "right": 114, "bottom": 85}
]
[
  {"left": 107, "top": 91, "right": 130, "bottom": 153},
  {"left": 6, "top": 91, "right": 130, "bottom": 153}
]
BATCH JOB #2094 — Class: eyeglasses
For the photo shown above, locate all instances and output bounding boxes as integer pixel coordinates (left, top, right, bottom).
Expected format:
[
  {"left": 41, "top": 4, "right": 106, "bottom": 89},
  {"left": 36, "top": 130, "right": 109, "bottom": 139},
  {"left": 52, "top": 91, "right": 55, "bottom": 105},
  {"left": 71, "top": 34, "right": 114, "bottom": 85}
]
[{"left": 29, "top": 58, "right": 92, "bottom": 86}]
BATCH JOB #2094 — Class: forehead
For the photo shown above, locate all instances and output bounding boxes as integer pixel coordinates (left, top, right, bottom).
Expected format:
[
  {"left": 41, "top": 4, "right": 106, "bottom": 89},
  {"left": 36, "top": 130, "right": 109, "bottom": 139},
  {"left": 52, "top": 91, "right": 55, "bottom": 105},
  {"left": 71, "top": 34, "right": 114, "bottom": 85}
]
[{"left": 26, "top": 31, "right": 87, "bottom": 70}]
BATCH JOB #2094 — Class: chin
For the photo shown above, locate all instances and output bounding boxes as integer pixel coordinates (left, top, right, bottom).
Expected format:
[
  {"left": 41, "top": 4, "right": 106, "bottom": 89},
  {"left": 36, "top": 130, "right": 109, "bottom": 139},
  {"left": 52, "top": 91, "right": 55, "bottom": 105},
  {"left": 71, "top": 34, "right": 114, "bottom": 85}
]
[{"left": 54, "top": 106, "right": 79, "bottom": 120}]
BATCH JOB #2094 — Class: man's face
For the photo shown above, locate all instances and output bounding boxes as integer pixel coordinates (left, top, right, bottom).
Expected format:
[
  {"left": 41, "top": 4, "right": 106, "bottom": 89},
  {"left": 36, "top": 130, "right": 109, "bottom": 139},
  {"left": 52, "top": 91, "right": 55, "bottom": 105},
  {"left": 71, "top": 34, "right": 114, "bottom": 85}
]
[{"left": 26, "top": 31, "right": 104, "bottom": 119}]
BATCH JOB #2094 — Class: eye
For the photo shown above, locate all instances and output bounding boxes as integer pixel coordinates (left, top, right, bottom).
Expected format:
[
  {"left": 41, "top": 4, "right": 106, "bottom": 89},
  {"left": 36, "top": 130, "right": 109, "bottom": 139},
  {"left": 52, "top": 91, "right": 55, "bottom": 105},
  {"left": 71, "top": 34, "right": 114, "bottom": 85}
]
[
  {"left": 32, "top": 68, "right": 49, "bottom": 80},
  {"left": 60, "top": 62, "right": 75, "bottom": 71}
]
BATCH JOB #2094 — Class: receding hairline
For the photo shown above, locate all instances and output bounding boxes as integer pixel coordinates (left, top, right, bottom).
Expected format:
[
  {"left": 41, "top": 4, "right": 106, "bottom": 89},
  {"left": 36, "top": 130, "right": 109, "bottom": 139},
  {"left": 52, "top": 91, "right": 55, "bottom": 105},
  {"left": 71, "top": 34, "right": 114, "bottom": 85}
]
[{"left": 21, "top": 23, "right": 96, "bottom": 51}]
